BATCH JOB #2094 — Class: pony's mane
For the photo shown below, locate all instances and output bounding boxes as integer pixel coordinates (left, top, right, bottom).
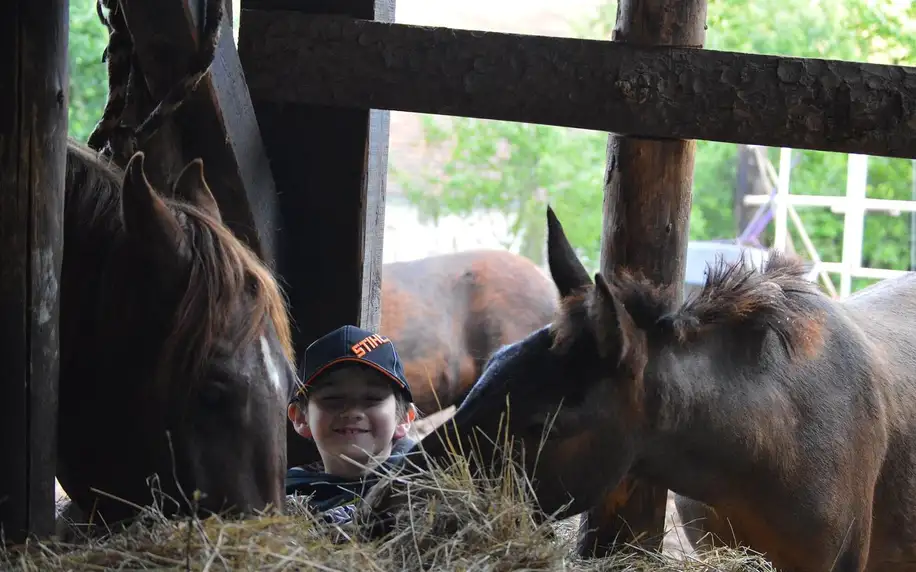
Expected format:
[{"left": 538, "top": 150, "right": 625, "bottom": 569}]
[
  {"left": 553, "top": 251, "right": 825, "bottom": 359},
  {"left": 666, "top": 252, "right": 825, "bottom": 356},
  {"left": 65, "top": 139, "right": 295, "bottom": 380},
  {"left": 163, "top": 198, "right": 295, "bottom": 376}
]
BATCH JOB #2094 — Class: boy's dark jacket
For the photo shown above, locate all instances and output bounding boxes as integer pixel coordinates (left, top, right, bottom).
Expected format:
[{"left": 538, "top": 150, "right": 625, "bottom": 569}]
[{"left": 285, "top": 438, "right": 416, "bottom": 523}]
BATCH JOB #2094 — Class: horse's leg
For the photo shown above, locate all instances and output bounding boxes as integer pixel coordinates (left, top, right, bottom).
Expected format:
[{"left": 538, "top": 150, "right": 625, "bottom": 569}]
[
  {"left": 575, "top": 476, "right": 668, "bottom": 558},
  {"left": 675, "top": 492, "right": 876, "bottom": 572}
]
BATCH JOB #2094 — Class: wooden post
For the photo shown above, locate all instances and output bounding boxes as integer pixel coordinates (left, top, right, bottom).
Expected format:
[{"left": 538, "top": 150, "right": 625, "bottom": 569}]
[
  {"left": 119, "top": 0, "right": 279, "bottom": 265},
  {"left": 579, "top": 0, "right": 708, "bottom": 558},
  {"left": 238, "top": 0, "right": 391, "bottom": 468},
  {"left": 0, "top": 0, "right": 68, "bottom": 544}
]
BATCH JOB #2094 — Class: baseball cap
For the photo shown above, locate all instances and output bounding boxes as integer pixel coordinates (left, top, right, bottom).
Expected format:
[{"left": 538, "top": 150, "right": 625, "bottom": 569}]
[{"left": 290, "top": 325, "right": 413, "bottom": 403}]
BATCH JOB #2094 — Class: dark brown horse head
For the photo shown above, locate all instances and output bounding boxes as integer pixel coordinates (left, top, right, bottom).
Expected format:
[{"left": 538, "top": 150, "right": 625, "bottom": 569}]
[
  {"left": 57, "top": 144, "right": 298, "bottom": 525},
  {"left": 412, "top": 206, "right": 650, "bottom": 516},
  {"left": 410, "top": 206, "right": 825, "bottom": 521}
]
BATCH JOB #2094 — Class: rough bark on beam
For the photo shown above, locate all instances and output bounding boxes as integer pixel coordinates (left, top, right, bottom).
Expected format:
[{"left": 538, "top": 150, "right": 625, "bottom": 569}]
[
  {"left": 239, "top": 13, "right": 916, "bottom": 159},
  {"left": 577, "top": 0, "right": 708, "bottom": 558},
  {"left": 239, "top": 0, "right": 392, "bottom": 469},
  {"left": 119, "top": 0, "right": 279, "bottom": 264},
  {"left": 0, "top": 0, "right": 67, "bottom": 544}
]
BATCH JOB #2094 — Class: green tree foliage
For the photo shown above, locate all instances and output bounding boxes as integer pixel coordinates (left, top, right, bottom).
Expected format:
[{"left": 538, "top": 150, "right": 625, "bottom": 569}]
[
  {"left": 69, "top": 0, "right": 109, "bottom": 142},
  {"left": 393, "top": 0, "right": 916, "bottom": 291},
  {"left": 67, "top": 0, "right": 243, "bottom": 142},
  {"left": 399, "top": 120, "right": 607, "bottom": 270}
]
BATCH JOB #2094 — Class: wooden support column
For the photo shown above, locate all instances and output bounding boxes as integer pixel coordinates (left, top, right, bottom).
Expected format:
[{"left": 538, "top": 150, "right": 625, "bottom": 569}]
[
  {"left": 579, "top": 0, "right": 708, "bottom": 558},
  {"left": 0, "top": 0, "right": 68, "bottom": 544},
  {"left": 238, "top": 0, "right": 391, "bottom": 468},
  {"left": 120, "top": 0, "right": 279, "bottom": 264}
]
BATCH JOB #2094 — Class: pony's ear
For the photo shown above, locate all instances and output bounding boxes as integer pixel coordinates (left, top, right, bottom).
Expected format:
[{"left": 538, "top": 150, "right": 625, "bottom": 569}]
[
  {"left": 547, "top": 205, "right": 593, "bottom": 297},
  {"left": 591, "top": 273, "right": 647, "bottom": 374},
  {"left": 121, "top": 151, "right": 187, "bottom": 269},
  {"left": 172, "top": 158, "right": 222, "bottom": 223}
]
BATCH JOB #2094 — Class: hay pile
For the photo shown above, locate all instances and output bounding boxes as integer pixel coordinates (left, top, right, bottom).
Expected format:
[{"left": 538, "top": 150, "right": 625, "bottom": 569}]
[{"left": 1, "top": 454, "right": 776, "bottom": 571}]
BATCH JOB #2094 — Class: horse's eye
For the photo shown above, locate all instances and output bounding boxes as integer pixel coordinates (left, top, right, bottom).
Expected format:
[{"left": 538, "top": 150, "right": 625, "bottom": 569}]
[
  {"left": 198, "top": 382, "right": 230, "bottom": 410},
  {"left": 525, "top": 412, "right": 566, "bottom": 440}
]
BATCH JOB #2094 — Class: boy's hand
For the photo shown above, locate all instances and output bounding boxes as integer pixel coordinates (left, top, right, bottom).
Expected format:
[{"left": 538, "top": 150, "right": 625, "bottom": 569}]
[{"left": 408, "top": 405, "right": 457, "bottom": 441}]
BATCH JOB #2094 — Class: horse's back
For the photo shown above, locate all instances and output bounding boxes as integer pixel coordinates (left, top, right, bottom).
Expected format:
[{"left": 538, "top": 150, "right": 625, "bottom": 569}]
[
  {"left": 381, "top": 249, "right": 557, "bottom": 341},
  {"left": 451, "top": 249, "right": 558, "bottom": 331},
  {"left": 844, "top": 271, "right": 916, "bottom": 316},
  {"left": 842, "top": 273, "right": 916, "bottom": 567},
  {"left": 380, "top": 250, "right": 558, "bottom": 411},
  {"left": 843, "top": 272, "right": 916, "bottom": 391}
]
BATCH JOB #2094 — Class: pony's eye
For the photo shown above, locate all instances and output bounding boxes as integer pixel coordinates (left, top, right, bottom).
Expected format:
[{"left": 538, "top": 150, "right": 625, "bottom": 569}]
[
  {"left": 198, "top": 382, "right": 230, "bottom": 409},
  {"left": 525, "top": 412, "right": 568, "bottom": 440}
]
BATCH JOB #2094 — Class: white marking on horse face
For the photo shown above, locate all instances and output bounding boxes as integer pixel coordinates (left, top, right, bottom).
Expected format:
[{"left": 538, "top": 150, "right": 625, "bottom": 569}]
[{"left": 260, "top": 335, "right": 283, "bottom": 396}]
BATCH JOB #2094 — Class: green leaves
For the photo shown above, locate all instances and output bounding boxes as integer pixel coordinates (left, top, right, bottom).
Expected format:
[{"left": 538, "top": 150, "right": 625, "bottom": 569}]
[
  {"left": 395, "top": 115, "right": 607, "bottom": 269},
  {"left": 69, "top": 0, "right": 110, "bottom": 143}
]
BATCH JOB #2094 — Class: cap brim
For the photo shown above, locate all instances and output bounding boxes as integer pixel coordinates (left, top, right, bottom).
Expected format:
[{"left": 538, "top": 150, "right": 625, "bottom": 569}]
[{"left": 294, "top": 357, "right": 410, "bottom": 399}]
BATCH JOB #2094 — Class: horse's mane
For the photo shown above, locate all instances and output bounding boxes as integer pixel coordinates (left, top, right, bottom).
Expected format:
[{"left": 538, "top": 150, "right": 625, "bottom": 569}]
[
  {"left": 667, "top": 252, "right": 825, "bottom": 354},
  {"left": 553, "top": 251, "right": 825, "bottom": 359},
  {"left": 65, "top": 139, "right": 295, "bottom": 380}
]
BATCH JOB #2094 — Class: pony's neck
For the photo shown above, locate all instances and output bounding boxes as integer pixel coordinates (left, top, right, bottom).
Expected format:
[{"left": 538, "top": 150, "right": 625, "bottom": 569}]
[{"left": 636, "top": 334, "right": 803, "bottom": 506}]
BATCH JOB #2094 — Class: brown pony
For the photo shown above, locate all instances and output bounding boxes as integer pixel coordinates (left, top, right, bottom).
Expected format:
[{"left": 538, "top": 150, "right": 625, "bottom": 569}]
[
  {"left": 56, "top": 140, "right": 298, "bottom": 529},
  {"left": 389, "top": 206, "right": 916, "bottom": 572},
  {"left": 381, "top": 250, "right": 559, "bottom": 413}
]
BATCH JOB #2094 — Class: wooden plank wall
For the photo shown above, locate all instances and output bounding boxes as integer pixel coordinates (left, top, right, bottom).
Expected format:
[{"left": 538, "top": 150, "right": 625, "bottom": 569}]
[
  {"left": 238, "top": 0, "right": 392, "bottom": 468},
  {"left": 0, "top": 0, "right": 68, "bottom": 544}
]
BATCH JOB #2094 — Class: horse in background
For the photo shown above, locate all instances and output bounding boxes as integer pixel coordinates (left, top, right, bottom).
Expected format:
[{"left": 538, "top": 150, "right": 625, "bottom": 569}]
[
  {"left": 381, "top": 249, "right": 559, "bottom": 413},
  {"left": 55, "top": 139, "right": 299, "bottom": 531},
  {"left": 380, "top": 206, "right": 916, "bottom": 571}
]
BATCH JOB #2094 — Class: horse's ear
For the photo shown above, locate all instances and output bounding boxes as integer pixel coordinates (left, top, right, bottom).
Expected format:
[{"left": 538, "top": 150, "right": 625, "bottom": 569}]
[
  {"left": 172, "top": 158, "right": 222, "bottom": 223},
  {"left": 592, "top": 273, "right": 646, "bottom": 371},
  {"left": 122, "top": 151, "right": 186, "bottom": 266},
  {"left": 547, "top": 205, "right": 593, "bottom": 297}
]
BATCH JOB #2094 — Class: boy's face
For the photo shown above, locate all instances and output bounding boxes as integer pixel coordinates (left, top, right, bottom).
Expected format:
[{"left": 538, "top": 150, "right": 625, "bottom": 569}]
[{"left": 288, "top": 366, "right": 411, "bottom": 477}]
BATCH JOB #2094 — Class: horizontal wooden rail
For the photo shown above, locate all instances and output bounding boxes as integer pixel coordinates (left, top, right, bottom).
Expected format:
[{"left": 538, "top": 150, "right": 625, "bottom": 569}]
[{"left": 238, "top": 11, "right": 916, "bottom": 160}]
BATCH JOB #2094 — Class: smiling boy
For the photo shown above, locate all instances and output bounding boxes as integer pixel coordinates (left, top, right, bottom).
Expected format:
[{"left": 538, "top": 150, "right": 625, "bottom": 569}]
[{"left": 285, "top": 325, "right": 418, "bottom": 523}]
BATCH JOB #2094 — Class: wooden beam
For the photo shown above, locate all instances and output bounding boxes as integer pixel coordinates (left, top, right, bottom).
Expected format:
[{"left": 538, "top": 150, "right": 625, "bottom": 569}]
[
  {"left": 579, "top": 0, "right": 708, "bottom": 558},
  {"left": 239, "top": 12, "right": 916, "bottom": 160},
  {"left": 0, "top": 0, "right": 67, "bottom": 544},
  {"left": 239, "top": 0, "right": 391, "bottom": 469},
  {"left": 119, "top": 0, "right": 279, "bottom": 264}
]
